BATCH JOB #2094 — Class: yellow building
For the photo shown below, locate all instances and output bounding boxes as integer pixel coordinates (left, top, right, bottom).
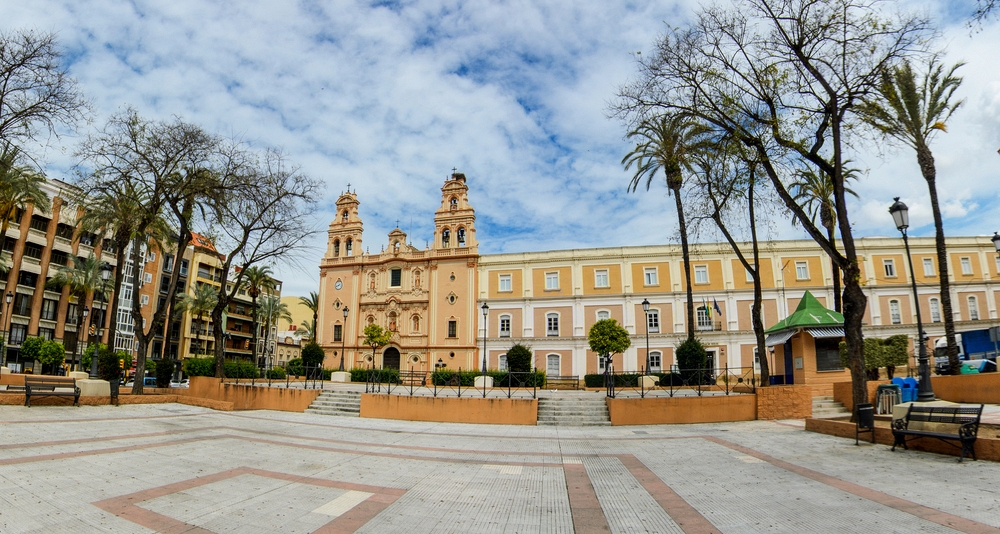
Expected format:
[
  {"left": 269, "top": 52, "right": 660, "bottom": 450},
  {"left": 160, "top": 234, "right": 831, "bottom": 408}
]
[
  {"left": 316, "top": 172, "right": 1000, "bottom": 385},
  {"left": 317, "top": 173, "right": 479, "bottom": 371},
  {"left": 278, "top": 296, "right": 313, "bottom": 337}
]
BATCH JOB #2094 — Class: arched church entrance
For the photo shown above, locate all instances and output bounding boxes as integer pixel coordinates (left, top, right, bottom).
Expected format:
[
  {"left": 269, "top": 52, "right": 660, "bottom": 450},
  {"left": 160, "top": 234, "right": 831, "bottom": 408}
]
[{"left": 382, "top": 347, "right": 401, "bottom": 370}]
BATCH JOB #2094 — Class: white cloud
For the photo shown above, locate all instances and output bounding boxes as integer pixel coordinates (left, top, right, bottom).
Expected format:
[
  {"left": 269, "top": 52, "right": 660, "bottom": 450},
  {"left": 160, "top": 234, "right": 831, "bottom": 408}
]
[{"left": 2, "top": 0, "right": 999, "bottom": 297}]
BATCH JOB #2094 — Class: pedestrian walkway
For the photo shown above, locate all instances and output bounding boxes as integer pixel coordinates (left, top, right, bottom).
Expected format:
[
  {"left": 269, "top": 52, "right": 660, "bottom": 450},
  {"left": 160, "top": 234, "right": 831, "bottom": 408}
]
[{"left": 3, "top": 403, "right": 997, "bottom": 533}]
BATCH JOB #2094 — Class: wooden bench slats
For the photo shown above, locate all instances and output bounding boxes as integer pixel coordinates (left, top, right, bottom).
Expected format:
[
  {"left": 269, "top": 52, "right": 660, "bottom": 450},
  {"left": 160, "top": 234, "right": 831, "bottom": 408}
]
[
  {"left": 891, "top": 404, "right": 983, "bottom": 462},
  {"left": 24, "top": 376, "right": 80, "bottom": 407}
]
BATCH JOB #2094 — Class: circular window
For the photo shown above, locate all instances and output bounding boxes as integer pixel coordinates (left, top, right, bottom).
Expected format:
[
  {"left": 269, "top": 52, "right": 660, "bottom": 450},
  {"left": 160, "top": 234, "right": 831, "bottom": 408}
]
[
  {"left": 450, "top": 273, "right": 456, "bottom": 281},
  {"left": 449, "top": 352, "right": 455, "bottom": 358},
  {"left": 448, "top": 295, "right": 457, "bottom": 304}
]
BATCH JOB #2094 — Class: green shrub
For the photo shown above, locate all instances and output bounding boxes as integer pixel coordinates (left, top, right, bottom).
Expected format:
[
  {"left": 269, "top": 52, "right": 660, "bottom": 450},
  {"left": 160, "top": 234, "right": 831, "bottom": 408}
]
[
  {"left": 676, "top": 338, "right": 708, "bottom": 383},
  {"left": 301, "top": 342, "right": 325, "bottom": 367},
  {"left": 183, "top": 357, "right": 216, "bottom": 377},
  {"left": 155, "top": 359, "right": 174, "bottom": 387},
  {"left": 20, "top": 336, "right": 45, "bottom": 363},
  {"left": 286, "top": 358, "right": 304, "bottom": 377},
  {"left": 37, "top": 340, "right": 66, "bottom": 367},
  {"left": 584, "top": 374, "right": 606, "bottom": 387},
  {"left": 80, "top": 342, "right": 107, "bottom": 371},
  {"left": 224, "top": 360, "right": 259, "bottom": 379},
  {"left": 506, "top": 343, "right": 533, "bottom": 373},
  {"left": 265, "top": 367, "right": 286, "bottom": 379},
  {"left": 97, "top": 347, "right": 122, "bottom": 382},
  {"left": 430, "top": 369, "right": 545, "bottom": 387}
]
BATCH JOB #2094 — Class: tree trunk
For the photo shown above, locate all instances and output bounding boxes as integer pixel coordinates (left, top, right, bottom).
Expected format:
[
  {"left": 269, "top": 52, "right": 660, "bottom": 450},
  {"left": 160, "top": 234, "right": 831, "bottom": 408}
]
[
  {"left": 749, "top": 183, "right": 769, "bottom": 386},
  {"left": 128, "top": 241, "right": 148, "bottom": 394},
  {"left": 826, "top": 224, "right": 842, "bottom": 313},
  {"left": 250, "top": 294, "right": 258, "bottom": 368},
  {"left": 673, "top": 184, "right": 695, "bottom": 340},
  {"left": 916, "top": 143, "right": 959, "bottom": 374}
]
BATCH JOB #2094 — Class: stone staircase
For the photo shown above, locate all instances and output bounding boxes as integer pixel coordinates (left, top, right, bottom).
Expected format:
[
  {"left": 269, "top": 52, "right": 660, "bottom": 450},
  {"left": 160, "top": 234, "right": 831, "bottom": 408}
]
[
  {"left": 537, "top": 396, "right": 611, "bottom": 426},
  {"left": 812, "top": 396, "right": 850, "bottom": 418},
  {"left": 306, "top": 390, "right": 361, "bottom": 417}
]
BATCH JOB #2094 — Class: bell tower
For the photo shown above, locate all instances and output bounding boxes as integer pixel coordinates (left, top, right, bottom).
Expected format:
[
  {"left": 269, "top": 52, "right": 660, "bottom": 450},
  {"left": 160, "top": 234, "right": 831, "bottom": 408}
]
[
  {"left": 325, "top": 189, "right": 363, "bottom": 260},
  {"left": 433, "top": 172, "right": 477, "bottom": 251}
]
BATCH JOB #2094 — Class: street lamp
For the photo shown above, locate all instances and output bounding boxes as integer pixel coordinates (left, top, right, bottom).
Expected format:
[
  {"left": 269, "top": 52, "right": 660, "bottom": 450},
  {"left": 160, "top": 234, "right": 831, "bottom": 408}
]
[
  {"left": 641, "top": 299, "right": 651, "bottom": 375},
  {"left": 339, "top": 306, "right": 348, "bottom": 371},
  {"left": 76, "top": 306, "right": 90, "bottom": 371},
  {"left": 1, "top": 291, "right": 11, "bottom": 370},
  {"left": 992, "top": 232, "right": 1000, "bottom": 257},
  {"left": 481, "top": 302, "right": 489, "bottom": 376},
  {"left": 889, "top": 197, "right": 934, "bottom": 401},
  {"left": 90, "top": 264, "right": 113, "bottom": 377}
]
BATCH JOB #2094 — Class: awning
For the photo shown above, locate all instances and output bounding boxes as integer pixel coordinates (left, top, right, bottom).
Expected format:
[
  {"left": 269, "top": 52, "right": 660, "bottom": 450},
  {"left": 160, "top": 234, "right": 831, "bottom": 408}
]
[
  {"left": 765, "top": 330, "right": 795, "bottom": 347},
  {"left": 806, "top": 327, "right": 845, "bottom": 339}
]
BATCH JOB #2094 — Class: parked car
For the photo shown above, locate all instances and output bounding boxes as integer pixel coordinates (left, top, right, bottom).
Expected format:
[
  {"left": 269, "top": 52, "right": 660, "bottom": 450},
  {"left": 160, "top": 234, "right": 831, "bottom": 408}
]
[{"left": 170, "top": 379, "right": 190, "bottom": 388}]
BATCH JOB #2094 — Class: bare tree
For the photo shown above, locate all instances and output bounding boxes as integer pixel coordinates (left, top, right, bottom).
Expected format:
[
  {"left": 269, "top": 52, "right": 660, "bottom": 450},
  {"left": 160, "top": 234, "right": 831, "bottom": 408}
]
[
  {"left": 75, "top": 108, "right": 220, "bottom": 394},
  {"left": 613, "top": 0, "right": 931, "bottom": 410},
  {"left": 0, "top": 29, "right": 89, "bottom": 150},
  {"left": 206, "top": 149, "right": 320, "bottom": 378}
]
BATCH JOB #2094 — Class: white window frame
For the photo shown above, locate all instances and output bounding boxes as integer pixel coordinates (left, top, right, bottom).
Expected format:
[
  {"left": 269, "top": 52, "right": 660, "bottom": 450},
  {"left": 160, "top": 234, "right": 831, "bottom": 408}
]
[
  {"left": 995, "top": 256, "right": 1000, "bottom": 275},
  {"left": 498, "top": 354, "right": 508, "bottom": 371},
  {"left": 795, "top": 261, "right": 809, "bottom": 281},
  {"left": 140, "top": 294, "right": 149, "bottom": 306},
  {"left": 745, "top": 263, "right": 755, "bottom": 283},
  {"left": 498, "top": 274, "right": 512, "bottom": 293},
  {"left": 499, "top": 315, "right": 511, "bottom": 337},
  {"left": 643, "top": 267, "right": 658, "bottom": 286},
  {"left": 648, "top": 351, "right": 662, "bottom": 372},
  {"left": 961, "top": 257, "right": 973, "bottom": 276},
  {"left": 596, "top": 310, "right": 610, "bottom": 321},
  {"left": 929, "top": 298, "right": 941, "bottom": 323},
  {"left": 646, "top": 309, "right": 660, "bottom": 333},
  {"left": 594, "top": 269, "right": 609, "bottom": 288},
  {"left": 144, "top": 272, "right": 153, "bottom": 284},
  {"left": 546, "top": 312, "right": 559, "bottom": 336},
  {"left": 544, "top": 272, "right": 559, "bottom": 291},
  {"left": 889, "top": 299, "right": 901, "bottom": 325},
  {"left": 598, "top": 354, "right": 608, "bottom": 373},
  {"left": 694, "top": 265, "right": 708, "bottom": 284},
  {"left": 696, "top": 306, "right": 713, "bottom": 330},
  {"left": 968, "top": 296, "right": 980, "bottom": 321},
  {"left": 883, "top": 259, "right": 896, "bottom": 278},
  {"left": 546, "top": 354, "right": 561, "bottom": 376},
  {"left": 922, "top": 258, "right": 935, "bottom": 277}
]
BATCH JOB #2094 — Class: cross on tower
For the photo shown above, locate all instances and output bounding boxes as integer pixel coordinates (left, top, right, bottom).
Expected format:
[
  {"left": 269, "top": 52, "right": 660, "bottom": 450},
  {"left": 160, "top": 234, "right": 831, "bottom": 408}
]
[
  {"left": 395, "top": 219, "right": 400, "bottom": 228},
  {"left": 452, "top": 167, "right": 457, "bottom": 173},
  {"left": 346, "top": 182, "right": 351, "bottom": 193}
]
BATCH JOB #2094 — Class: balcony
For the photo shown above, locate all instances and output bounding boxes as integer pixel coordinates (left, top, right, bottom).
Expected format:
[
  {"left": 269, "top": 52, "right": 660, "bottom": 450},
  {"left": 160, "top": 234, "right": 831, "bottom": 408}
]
[{"left": 696, "top": 320, "right": 724, "bottom": 332}]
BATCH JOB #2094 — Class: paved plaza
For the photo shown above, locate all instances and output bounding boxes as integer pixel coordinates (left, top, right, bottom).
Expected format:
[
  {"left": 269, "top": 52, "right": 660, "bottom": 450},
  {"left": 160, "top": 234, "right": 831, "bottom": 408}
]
[{"left": 2, "top": 404, "right": 1000, "bottom": 533}]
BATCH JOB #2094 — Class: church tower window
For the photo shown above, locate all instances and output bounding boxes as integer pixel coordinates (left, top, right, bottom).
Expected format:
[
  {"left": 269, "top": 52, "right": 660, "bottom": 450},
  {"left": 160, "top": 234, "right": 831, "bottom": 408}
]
[
  {"left": 457, "top": 227, "right": 466, "bottom": 247},
  {"left": 441, "top": 229, "right": 450, "bottom": 248},
  {"left": 333, "top": 239, "right": 340, "bottom": 257},
  {"left": 345, "top": 238, "right": 352, "bottom": 256}
]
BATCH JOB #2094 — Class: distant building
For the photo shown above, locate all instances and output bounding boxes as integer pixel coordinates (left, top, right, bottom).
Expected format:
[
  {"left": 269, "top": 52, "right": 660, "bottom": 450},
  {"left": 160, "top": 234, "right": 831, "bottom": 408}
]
[{"left": 316, "top": 171, "right": 1000, "bottom": 396}]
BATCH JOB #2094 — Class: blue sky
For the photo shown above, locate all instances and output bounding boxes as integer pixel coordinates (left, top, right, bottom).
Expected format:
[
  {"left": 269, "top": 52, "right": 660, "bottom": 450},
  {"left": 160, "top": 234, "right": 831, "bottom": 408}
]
[{"left": 3, "top": 0, "right": 1000, "bottom": 297}]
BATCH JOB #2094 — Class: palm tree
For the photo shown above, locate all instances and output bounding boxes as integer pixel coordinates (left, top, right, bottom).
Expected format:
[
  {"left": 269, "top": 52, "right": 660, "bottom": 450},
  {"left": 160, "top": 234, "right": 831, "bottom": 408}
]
[
  {"left": 622, "top": 114, "right": 713, "bottom": 339},
  {"left": 861, "top": 58, "right": 964, "bottom": 374},
  {"left": 297, "top": 320, "right": 315, "bottom": 342},
  {"left": 76, "top": 180, "right": 146, "bottom": 350},
  {"left": 0, "top": 144, "right": 50, "bottom": 286},
  {"left": 46, "top": 254, "right": 110, "bottom": 366},
  {"left": 240, "top": 265, "right": 275, "bottom": 366},
  {"left": 791, "top": 165, "right": 860, "bottom": 313},
  {"left": 299, "top": 291, "right": 319, "bottom": 344},
  {"left": 177, "top": 283, "right": 218, "bottom": 356},
  {"left": 257, "top": 295, "right": 292, "bottom": 369}
]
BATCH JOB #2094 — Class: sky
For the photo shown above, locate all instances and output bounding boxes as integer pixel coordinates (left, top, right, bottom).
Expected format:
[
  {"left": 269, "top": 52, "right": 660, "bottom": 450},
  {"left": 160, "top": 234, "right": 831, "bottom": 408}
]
[{"left": 3, "top": 0, "right": 999, "bottom": 298}]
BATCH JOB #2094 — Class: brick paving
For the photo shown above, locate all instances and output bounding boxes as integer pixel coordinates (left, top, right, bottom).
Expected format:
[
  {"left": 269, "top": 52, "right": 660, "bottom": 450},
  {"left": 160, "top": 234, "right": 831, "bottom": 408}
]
[{"left": 2, "top": 403, "right": 1000, "bottom": 533}]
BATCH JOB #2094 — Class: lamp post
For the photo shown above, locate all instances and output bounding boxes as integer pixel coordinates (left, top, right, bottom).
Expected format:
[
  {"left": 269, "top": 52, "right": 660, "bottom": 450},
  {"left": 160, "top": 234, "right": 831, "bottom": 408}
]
[
  {"left": 339, "top": 306, "right": 348, "bottom": 371},
  {"left": 992, "top": 232, "right": 1000, "bottom": 257},
  {"left": 481, "top": 302, "right": 489, "bottom": 376},
  {"left": 81, "top": 306, "right": 91, "bottom": 375},
  {"left": 641, "top": 299, "right": 651, "bottom": 375},
  {"left": 1, "top": 291, "right": 11, "bottom": 370},
  {"left": 90, "top": 264, "right": 113, "bottom": 377},
  {"left": 889, "top": 197, "right": 934, "bottom": 401}
]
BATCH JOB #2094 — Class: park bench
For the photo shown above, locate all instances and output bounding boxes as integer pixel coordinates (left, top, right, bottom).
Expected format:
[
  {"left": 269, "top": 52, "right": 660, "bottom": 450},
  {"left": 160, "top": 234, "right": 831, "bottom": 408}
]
[
  {"left": 24, "top": 376, "right": 80, "bottom": 407},
  {"left": 891, "top": 404, "right": 983, "bottom": 462}
]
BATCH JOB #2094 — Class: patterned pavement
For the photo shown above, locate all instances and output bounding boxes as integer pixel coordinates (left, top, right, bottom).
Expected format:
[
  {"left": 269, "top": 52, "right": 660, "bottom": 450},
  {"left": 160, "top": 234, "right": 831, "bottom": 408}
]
[{"left": 1, "top": 403, "right": 999, "bottom": 533}]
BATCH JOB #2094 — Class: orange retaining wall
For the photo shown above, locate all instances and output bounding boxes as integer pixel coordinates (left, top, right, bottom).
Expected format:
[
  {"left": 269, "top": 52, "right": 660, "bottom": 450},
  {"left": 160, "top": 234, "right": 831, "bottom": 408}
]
[
  {"left": 0, "top": 393, "right": 234, "bottom": 410},
  {"left": 607, "top": 395, "right": 757, "bottom": 425},
  {"left": 757, "top": 385, "right": 812, "bottom": 419},
  {"left": 930, "top": 373, "right": 1000, "bottom": 404},
  {"left": 360, "top": 394, "right": 538, "bottom": 425},
  {"left": 806, "top": 417, "right": 1000, "bottom": 462},
  {"left": 174, "top": 377, "right": 320, "bottom": 411}
]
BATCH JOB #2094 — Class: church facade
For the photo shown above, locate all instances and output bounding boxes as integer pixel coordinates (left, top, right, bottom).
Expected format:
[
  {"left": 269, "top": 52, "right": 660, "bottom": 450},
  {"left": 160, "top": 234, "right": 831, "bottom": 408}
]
[{"left": 317, "top": 172, "right": 480, "bottom": 372}]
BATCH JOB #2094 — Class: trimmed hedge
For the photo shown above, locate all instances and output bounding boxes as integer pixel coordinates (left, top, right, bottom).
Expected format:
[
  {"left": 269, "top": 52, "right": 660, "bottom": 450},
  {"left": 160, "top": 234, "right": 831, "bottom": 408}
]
[
  {"left": 181, "top": 357, "right": 260, "bottom": 379},
  {"left": 265, "top": 367, "right": 286, "bottom": 379},
  {"left": 584, "top": 372, "right": 685, "bottom": 388},
  {"left": 224, "top": 360, "right": 259, "bottom": 379},
  {"left": 155, "top": 359, "right": 174, "bottom": 387},
  {"left": 183, "top": 357, "right": 215, "bottom": 377},
  {"left": 431, "top": 369, "right": 546, "bottom": 388},
  {"left": 351, "top": 367, "right": 400, "bottom": 383}
]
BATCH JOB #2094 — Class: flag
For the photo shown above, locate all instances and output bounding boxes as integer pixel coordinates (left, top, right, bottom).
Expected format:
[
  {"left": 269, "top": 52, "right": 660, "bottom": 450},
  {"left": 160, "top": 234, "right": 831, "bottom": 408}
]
[
  {"left": 713, "top": 298, "right": 722, "bottom": 317},
  {"left": 703, "top": 297, "right": 710, "bottom": 318}
]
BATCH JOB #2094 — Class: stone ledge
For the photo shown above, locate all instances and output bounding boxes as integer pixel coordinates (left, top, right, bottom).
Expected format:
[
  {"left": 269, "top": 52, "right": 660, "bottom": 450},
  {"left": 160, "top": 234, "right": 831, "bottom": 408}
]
[{"left": 805, "top": 417, "right": 1000, "bottom": 462}]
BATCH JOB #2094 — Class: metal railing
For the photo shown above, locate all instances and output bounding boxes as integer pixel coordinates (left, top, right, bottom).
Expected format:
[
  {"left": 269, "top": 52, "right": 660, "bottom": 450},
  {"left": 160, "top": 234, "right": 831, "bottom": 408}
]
[
  {"left": 605, "top": 365, "right": 757, "bottom": 398},
  {"left": 364, "top": 367, "right": 541, "bottom": 398},
  {"left": 224, "top": 364, "right": 327, "bottom": 389}
]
